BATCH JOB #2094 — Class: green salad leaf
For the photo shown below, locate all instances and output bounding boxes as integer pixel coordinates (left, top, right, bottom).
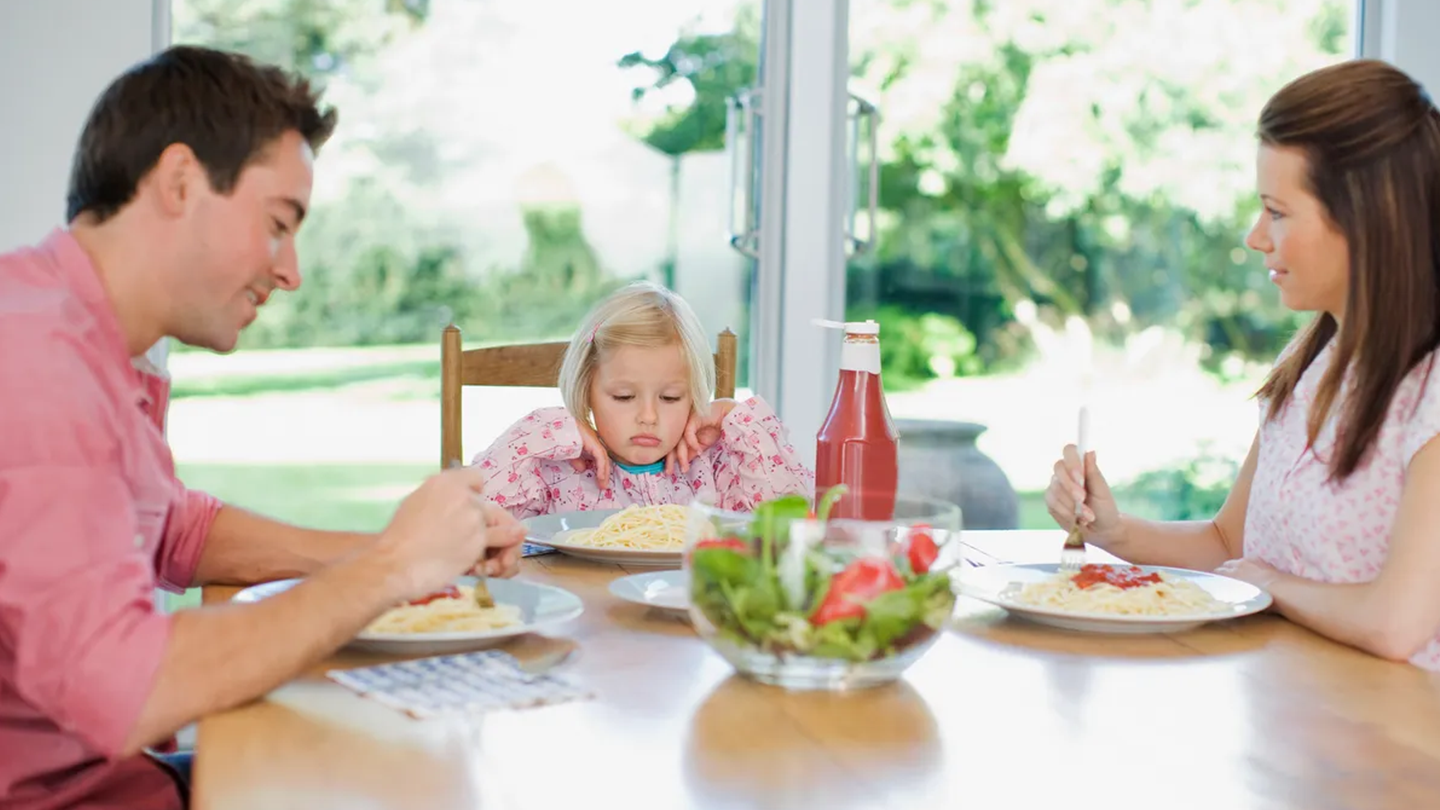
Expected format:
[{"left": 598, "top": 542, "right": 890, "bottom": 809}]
[{"left": 688, "top": 489, "right": 956, "bottom": 663}]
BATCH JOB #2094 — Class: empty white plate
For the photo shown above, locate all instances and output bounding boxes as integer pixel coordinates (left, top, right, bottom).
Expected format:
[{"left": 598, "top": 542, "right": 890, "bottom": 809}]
[
  {"left": 608, "top": 570, "right": 689, "bottom": 613},
  {"left": 522, "top": 509, "right": 622, "bottom": 544}
]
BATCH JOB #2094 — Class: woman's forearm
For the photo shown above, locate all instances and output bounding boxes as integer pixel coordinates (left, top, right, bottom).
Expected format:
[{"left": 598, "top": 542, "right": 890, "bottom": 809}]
[
  {"left": 1094, "top": 516, "right": 1235, "bottom": 571},
  {"left": 1093, "top": 432, "right": 1256, "bottom": 572},
  {"left": 1267, "top": 573, "right": 1431, "bottom": 662}
]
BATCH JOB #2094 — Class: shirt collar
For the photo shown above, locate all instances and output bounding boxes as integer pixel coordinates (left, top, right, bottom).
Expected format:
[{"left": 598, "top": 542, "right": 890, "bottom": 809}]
[
  {"left": 613, "top": 458, "right": 666, "bottom": 476},
  {"left": 38, "top": 228, "right": 163, "bottom": 409}
]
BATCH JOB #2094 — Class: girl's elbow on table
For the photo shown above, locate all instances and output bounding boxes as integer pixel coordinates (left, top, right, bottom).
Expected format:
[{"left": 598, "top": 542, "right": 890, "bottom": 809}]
[
  {"left": 1363, "top": 625, "right": 1428, "bottom": 663},
  {"left": 1355, "top": 587, "right": 1435, "bottom": 663}
]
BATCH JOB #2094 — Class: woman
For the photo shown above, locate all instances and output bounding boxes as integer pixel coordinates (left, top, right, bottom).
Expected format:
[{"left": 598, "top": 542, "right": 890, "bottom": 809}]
[{"left": 1046, "top": 59, "right": 1440, "bottom": 669}]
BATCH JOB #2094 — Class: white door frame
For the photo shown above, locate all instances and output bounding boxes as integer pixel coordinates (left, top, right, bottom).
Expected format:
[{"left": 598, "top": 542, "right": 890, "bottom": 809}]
[
  {"left": 1360, "top": 0, "right": 1440, "bottom": 92},
  {"left": 146, "top": 0, "right": 172, "bottom": 372},
  {"left": 750, "top": 0, "right": 851, "bottom": 466}
]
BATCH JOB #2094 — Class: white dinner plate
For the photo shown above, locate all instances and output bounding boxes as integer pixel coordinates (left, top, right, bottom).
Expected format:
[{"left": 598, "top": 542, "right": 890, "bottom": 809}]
[
  {"left": 608, "top": 570, "right": 689, "bottom": 613},
  {"left": 524, "top": 509, "right": 682, "bottom": 567},
  {"left": 231, "top": 575, "right": 584, "bottom": 655},
  {"left": 522, "top": 509, "right": 622, "bottom": 544},
  {"left": 543, "top": 528, "right": 683, "bottom": 567},
  {"left": 957, "top": 562, "right": 1273, "bottom": 634}
]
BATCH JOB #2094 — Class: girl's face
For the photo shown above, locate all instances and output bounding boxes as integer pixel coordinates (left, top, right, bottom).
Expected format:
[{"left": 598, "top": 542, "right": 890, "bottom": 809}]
[
  {"left": 588, "top": 343, "right": 693, "bottom": 467},
  {"left": 1244, "top": 144, "right": 1351, "bottom": 319}
]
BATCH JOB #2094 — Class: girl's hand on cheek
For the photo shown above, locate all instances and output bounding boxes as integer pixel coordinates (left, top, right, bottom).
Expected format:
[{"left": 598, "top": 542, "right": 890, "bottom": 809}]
[
  {"left": 668, "top": 399, "right": 737, "bottom": 475},
  {"left": 567, "top": 419, "right": 612, "bottom": 490}
]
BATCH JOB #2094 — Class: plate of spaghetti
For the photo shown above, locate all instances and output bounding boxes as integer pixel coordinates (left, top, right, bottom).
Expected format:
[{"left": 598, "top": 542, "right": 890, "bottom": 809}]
[
  {"left": 523, "top": 509, "right": 622, "bottom": 544},
  {"left": 231, "top": 575, "right": 585, "bottom": 655},
  {"left": 958, "top": 562, "right": 1272, "bottom": 634},
  {"left": 530, "top": 504, "right": 705, "bottom": 566}
]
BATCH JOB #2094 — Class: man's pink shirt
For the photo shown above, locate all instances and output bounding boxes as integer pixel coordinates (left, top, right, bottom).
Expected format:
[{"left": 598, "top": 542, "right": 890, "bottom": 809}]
[{"left": 0, "top": 230, "right": 220, "bottom": 808}]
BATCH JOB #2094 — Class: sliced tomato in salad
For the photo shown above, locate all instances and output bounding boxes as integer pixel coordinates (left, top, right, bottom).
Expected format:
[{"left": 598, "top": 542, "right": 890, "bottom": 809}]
[
  {"left": 905, "top": 524, "right": 939, "bottom": 574},
  {"left": 694, "top": 537, "right": 750, "bottom": 554},
  {"left": 811, "top": 557, "right": 905, "bottom": 625}
]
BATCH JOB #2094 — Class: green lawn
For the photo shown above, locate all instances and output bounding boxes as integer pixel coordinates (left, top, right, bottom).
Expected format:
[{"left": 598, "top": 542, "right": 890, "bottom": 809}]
[
  {"left": 164, "top": 462, "right": 433, "bottom": 611},
  {"left": 161, "top": 341, "right": 1227, "bottom": 606},
  {"left": 159, "top": 463, "right": 1188, "bottom": 613},
  {"left": 152, "top": 342, "right": 1235, "bottom": 617},
  {"left": 174, "top": 463, "right": 1176, "bottom": 539},
  {"left": 178, "top": 459, "right": 1065, "bottom": 534},
  {"left": 171, "top": 358, "right": 438, "bottom": 400},
  {"left": 176, "top": 462, "right": 435, "bottom": 532}
]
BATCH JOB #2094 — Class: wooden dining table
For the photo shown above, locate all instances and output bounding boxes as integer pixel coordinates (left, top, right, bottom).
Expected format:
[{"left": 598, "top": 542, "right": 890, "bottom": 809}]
[{"left": 193, "top": 530, "right": 1440, "bottom": 810}]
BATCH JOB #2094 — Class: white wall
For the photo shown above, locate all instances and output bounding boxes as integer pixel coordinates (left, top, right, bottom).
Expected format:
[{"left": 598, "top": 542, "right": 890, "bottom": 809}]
[
  {"left": 0, "top": 0, "right": 164, "bottom": 363},
  {"left": 1362, "top": 0, "right": 1440, "bottom": 90}
]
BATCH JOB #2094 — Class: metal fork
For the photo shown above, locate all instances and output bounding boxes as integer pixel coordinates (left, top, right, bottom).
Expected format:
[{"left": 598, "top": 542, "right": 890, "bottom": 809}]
[{"left": 1059, "top": 404, "right": 1090, "bottom": 573}]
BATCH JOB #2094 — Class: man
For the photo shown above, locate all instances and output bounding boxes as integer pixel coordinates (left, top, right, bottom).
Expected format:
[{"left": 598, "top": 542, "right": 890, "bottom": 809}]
[{"left": 0, "top": 45, "right": 524, "bottom": 809}]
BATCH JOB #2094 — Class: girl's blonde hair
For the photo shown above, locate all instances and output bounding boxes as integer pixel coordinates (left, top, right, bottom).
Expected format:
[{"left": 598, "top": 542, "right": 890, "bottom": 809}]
[{"left": 558, "top": 281, "right": 716, "bottom": 424}]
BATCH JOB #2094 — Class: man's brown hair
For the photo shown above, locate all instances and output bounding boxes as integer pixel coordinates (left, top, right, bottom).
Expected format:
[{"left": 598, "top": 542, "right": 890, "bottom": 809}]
[
  {"left": 66, "top": 45, "right": 338, "bottom": 223},
  {"left": 1256, "top": 59, "right": 1440, "bottom": 480}
]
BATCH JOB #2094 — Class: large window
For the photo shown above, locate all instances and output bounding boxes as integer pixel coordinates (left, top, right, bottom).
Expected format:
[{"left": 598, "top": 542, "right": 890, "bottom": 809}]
[
  {"left": 166, "top": 0, "right": 1359, "bottom": 538},
  {"left": 843, "top": 0, "right": 1357, "bottom": 527},
  {"left": 168, "top": 0, "right": 760, "bottom": 531}
]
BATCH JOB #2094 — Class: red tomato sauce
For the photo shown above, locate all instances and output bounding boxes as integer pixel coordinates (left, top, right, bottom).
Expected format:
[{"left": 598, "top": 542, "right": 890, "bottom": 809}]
[
  {"left": 407, "top": 585, "right": 462, "bottom": 606},
  {"left": 1071, "top": 564, "right": 1162, "bottom": 591}
]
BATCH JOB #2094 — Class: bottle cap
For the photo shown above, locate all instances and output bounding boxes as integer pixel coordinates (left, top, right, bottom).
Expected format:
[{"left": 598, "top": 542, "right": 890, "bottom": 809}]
[{"left": 812, "top": 318, "right": 880, "bottom": 335}]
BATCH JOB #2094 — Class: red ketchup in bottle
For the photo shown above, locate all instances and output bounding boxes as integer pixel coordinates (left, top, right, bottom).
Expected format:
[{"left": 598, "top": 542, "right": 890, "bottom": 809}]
[{"left": 814, "top": 320, "right": 899, "bottom": 520}]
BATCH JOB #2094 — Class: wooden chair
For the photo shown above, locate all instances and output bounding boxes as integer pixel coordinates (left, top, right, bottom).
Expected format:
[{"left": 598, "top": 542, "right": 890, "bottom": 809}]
[{"left": 440, "top": 325, "right": 738, "bottom": 469}]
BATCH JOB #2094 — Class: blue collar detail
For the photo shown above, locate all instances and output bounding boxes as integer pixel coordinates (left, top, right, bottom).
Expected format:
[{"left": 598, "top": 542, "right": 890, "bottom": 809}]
[{"left": 613, "top": 458, "right": 665, "bottom": 475}]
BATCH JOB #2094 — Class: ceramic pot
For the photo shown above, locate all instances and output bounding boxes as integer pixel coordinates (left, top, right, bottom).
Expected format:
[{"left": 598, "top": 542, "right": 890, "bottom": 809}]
[{"left": 895, "top": 419, "right": 1019, "bottom": 530}]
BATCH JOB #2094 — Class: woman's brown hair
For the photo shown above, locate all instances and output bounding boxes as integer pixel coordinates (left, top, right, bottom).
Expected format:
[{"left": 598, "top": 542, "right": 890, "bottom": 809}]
[{"left": 1255, "top": 59, "right": 1440, "bottom": 480}]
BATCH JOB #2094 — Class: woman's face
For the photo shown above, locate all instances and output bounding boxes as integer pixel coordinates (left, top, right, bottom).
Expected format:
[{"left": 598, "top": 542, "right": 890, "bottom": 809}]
[{"left": 1244, "top": 144, "right": 1351, "bottom": 319}]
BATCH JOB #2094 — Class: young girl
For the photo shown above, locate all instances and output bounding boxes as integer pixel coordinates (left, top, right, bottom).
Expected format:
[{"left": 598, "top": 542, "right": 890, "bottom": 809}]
[
  {"left": 472, "top": 282, "right": 814, "bottom": 518},
  {"left": 1045, "top": 60, "right": 1440, "bottom": 670}
]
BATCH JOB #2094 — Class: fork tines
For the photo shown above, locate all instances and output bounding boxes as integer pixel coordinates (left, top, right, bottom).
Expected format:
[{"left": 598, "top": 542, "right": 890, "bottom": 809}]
[{"left": 1059, "top": 524, "right": 1086, "bottom": 573}]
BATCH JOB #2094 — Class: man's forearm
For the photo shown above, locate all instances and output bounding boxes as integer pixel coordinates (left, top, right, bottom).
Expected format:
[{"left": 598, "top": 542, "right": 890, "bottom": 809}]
[
  {"left": 123, "top": 546, "right": 409, "bottom": 755},
  {"left": 191, "top": 505, "right": 376, "bottom": 586}
]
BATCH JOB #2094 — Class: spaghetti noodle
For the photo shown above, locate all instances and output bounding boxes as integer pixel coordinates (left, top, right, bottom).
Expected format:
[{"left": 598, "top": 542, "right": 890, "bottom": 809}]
[
  {"left": 564, "top": 504, "right": 694, "bottom": 551},
  {"left": 1014, "top": 564, "right": 1226, "bottom": 616},
  {"left": 366, "top": 585, "right": 522, "bottom": 635}
]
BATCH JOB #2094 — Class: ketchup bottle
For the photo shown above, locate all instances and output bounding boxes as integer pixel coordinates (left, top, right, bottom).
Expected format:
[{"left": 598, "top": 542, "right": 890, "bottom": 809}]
[{"left": 814, "top": 319, "right": 899, "bottom": 520}]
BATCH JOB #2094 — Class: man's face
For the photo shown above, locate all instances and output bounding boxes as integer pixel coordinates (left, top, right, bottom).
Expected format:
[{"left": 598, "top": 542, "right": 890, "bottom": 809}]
[{"left": 167, "top": 130, "right": 314, "bottom": 353}]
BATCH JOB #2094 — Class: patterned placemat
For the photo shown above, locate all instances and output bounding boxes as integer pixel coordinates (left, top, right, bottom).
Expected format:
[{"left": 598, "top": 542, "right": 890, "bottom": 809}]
[{"left": 327, "top": 649, "right": 592, "bottom": 719}]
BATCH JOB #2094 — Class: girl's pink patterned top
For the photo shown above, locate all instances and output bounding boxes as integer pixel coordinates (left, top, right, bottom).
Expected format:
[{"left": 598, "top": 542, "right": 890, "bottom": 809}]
[
  {"left": 470, "top": 396, "right": 815, "bottom": 518},
  {"left": 1245, "top": 340, "right": 1440, "bottom": 670}
]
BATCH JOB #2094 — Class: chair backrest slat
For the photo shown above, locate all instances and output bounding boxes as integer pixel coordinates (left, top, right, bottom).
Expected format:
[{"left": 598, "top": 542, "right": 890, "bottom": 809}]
[{"left": 439, "top": 325, "right": 738, "bottom": 469}]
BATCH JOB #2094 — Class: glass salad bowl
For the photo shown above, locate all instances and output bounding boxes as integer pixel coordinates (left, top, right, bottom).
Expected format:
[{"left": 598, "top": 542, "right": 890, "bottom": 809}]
[{"left": 683, "top": 487, "right": 961, "bottom": 690}]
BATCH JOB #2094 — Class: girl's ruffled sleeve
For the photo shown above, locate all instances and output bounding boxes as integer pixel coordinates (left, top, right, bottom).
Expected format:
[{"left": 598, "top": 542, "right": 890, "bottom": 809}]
[
  {"left": 470, "top": 407, "right": 583, "bottom": 518},
  {"left": 709, "top": 396, "right": 815, "bottom": 511}
]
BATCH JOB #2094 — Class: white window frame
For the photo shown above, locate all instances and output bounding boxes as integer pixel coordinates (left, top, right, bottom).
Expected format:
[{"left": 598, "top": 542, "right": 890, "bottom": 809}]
[
  {"left": 750, "top": 0, "right": 851, "bottom": 466},
  {"left": 149, "top": 0, "right": 1407, "bottom": 438},
  {"left": 761, "top": 0, "right": 1416, "bottom": 466},
  {"left": 146, "top": 0, "right": 172, "bottom": 373},
  {"left": 1360, "top": 0, "right": 1440, "bottom": 90}
]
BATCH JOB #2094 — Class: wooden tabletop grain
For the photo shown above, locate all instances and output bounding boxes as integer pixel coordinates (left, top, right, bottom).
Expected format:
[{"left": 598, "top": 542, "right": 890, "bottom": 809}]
[{"left": 192, "top": 530, "right": 1440, "bottom": 810}]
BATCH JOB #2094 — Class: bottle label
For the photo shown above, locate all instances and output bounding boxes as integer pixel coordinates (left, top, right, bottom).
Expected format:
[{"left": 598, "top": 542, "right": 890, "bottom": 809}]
[{"left": 840, "top": 340, "right": 881, "bottom": 375}]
